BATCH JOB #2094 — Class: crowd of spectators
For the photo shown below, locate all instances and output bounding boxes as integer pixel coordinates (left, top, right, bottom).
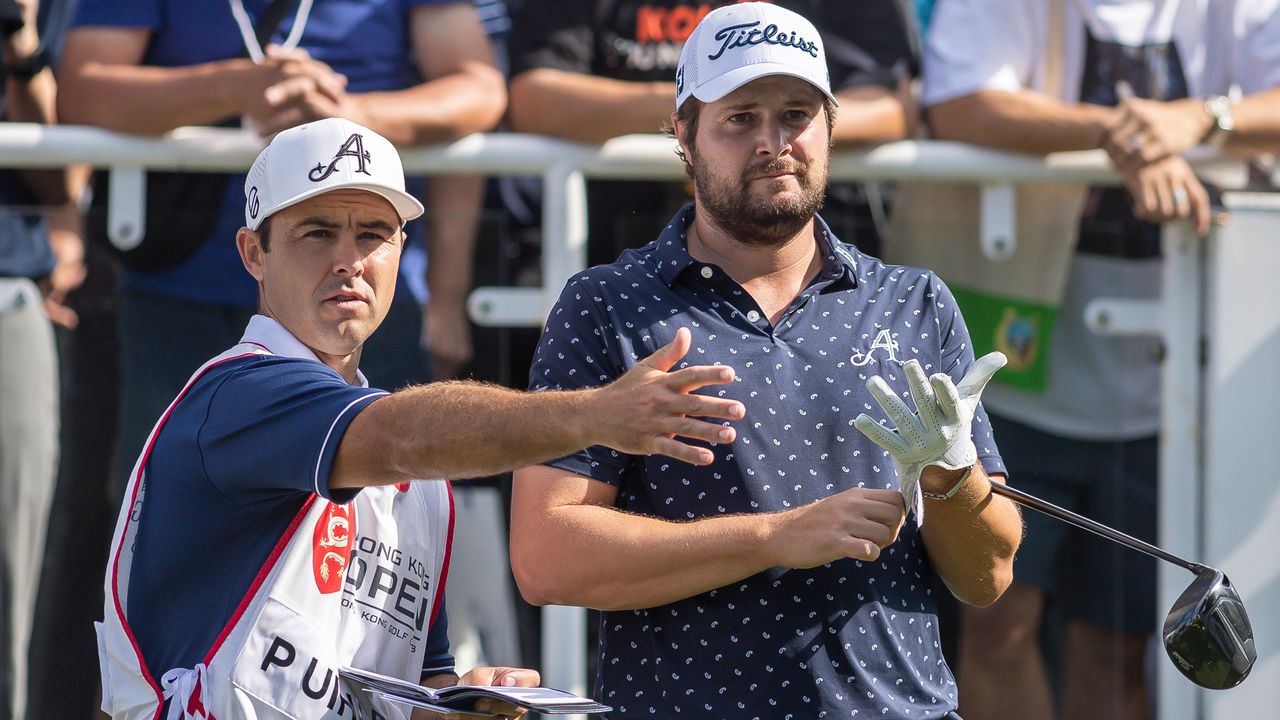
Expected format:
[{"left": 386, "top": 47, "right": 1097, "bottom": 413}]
[{"left": 2, "top": 1, "right": 1277, "bottom": 719}]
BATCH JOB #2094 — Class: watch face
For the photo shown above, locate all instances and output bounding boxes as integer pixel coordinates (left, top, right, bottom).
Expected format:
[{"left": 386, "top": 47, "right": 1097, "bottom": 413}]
[{"left": 1207, "top": 96, "right": 1235, "bottom": 132}]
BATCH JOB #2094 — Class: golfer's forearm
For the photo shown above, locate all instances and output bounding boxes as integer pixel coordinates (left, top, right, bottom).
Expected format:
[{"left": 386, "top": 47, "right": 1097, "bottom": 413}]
[
  {"left": 921, "top": 466, "right": 1022, "bottom": 607},
  {"left": 512, "top": 506, "right": 775, "bottom": 610},
  {"left": 332, "top": 382, "right": 600, "bottom": 487}
]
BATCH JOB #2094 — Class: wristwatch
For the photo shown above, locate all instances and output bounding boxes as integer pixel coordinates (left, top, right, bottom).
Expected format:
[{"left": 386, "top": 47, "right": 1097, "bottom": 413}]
[
  {"left": 921, "top": 464, "right": 974, "bottom": 502},
  {"left": 4, "top": 48, "right": 49, "bottom": 80},
  {"left": 1202, "top": 95, "right": 1235, "bottom": 148}
]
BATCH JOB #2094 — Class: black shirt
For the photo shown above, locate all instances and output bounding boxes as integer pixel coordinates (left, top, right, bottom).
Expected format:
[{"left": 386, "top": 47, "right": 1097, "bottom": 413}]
[{"left": 509, "top": 0, "right": 918, "bottom": 264}]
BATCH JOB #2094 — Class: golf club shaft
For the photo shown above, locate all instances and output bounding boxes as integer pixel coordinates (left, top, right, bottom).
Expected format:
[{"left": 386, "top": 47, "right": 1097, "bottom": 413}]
[{"left": 988, "top": 480, "right": 1203, "bottom": 573}]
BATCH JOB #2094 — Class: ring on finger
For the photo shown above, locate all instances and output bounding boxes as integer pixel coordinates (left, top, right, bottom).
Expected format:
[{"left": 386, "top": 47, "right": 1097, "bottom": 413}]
[
  {"left": 1130, "top": 136, "right": 1143, "bottom": 152},
  {"left": 1172, "top": 187, "right": 1189, "bottom": 205}
]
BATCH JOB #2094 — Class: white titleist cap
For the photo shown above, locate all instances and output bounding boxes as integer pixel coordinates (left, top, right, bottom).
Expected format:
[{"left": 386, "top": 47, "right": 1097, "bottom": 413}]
[
  {"left": 675, "top": 2, "right": 836, "bottom": 110},
  {"left": 244, "top": 117, "right": 425, "bottom": 231}
]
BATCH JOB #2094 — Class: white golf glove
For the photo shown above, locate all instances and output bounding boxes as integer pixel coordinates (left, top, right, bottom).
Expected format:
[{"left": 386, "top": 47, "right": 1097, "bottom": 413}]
[{"left": 854, "top": 352, "right": 1007, "bottom": 521}]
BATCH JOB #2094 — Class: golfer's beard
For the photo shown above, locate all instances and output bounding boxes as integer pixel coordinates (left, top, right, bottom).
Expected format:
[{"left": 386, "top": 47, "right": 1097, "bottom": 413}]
[{"left": 693, "top": 156, "right": 827, "bottom": 246}]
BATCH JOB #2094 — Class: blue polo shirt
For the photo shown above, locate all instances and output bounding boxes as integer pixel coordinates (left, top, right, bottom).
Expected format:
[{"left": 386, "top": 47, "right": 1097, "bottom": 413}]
[
  {"left": 126, "top": 317, "right": 454, "bottom": 699},
  {"left": 529, "top": 204, "right": 1004, "bottom": 719}
]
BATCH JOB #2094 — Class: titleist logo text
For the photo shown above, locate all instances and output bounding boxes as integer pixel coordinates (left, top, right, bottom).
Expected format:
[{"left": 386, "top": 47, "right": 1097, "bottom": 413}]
[{"left": 708, "top": 21, "right": 819, "bottom": 61}]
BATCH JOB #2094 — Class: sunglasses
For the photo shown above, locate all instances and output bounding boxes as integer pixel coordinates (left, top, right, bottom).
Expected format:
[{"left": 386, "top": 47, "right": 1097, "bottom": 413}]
[{"left": 989, "top": 480, "right": 1256, "bottom": 690}]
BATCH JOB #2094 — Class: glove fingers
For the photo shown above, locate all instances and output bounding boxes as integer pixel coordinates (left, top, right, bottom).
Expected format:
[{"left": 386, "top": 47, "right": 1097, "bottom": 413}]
[
  {"left": 904, "top": 360, "right": 941, "bottom": 431},
  {"left": 854, "top": 413, "right": 910, "bottom": 456},
  {"left": 957, "top": 351, "right": 1008, "bottom": 399},
  {"left": 931, "top": 373, "right": 963, "bottom": 423},
  {"left": 866, "top": 375, "right": 919, "bottom": 432}
]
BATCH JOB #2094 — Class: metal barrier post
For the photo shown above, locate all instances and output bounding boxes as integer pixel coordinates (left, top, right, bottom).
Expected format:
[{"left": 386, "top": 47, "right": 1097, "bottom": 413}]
[
  {"left": 107, "top": 165, "right": 146, "bottom": 250},
  {"left": 540, "top": 163, "right": 588, "bottom": 320},
  {"left": 538, "top": 161, "right": 590, "bottom": 700},
  {"left": 1157, "top": 220, "right": 1204, "bottom": 720}
]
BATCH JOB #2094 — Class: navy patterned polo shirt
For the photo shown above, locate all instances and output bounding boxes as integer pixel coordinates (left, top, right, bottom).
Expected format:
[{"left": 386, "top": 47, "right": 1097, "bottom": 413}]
[{"left": 529, "top": 204, "right": 1005, "bottom": 719}]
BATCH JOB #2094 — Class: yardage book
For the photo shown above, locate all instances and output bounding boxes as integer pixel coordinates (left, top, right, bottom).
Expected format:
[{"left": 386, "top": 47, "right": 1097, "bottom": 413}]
[{"left": 339, "top": 666, "right": 612, "bottom": 716}]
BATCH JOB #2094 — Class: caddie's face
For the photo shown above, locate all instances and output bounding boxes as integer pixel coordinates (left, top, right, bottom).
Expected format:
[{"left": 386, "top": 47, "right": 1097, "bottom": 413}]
[
  {"left": 683, "top": 75, "right": 830, "bottom": 245},
  {"left": 239, "top": 189, "right": 402, "bottom": 361}
]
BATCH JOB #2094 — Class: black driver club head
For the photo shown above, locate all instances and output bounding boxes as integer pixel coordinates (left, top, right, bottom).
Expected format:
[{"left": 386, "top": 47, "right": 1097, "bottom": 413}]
[
  {"left": 1162, "top": 567, "right": 1257, "bottom": 689},
  {"left": 987, "top": 480, "right": 1258, "bottom": 690}
]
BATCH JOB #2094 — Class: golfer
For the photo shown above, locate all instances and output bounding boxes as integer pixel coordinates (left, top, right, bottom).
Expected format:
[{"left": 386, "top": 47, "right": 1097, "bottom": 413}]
[
  {"left": 510, "top": 4, "right": 1023, "bottom": 718},
  {"left": 96, "top": 117, "right": 744, "bottom": 720}
]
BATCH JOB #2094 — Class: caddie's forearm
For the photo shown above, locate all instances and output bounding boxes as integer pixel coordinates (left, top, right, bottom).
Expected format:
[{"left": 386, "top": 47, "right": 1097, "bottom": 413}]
[
  {"left": 511, "top": 484, "right": 778, "bottom": 610},
  {"left": 419, "top": 672, "right": 460, "bottom": 690},
  {"left": 332, "top": 381, "right": 607, "bottom": 488},
  {"left": 390, "top": 382, "right": 600, "bottom": 480},
  {"left": 920, "top": 464, "right": 1022, "bottom": 607}
]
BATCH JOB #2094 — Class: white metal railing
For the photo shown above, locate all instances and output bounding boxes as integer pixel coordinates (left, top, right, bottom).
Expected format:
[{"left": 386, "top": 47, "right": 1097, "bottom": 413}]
[{"left": 0, "top": 123, "right": 1271, "bottom": 720}]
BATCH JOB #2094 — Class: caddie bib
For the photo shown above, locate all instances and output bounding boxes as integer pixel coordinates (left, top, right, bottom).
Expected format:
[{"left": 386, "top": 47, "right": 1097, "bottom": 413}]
[{"left": 97, "top": 318, "right": 454, "bottom": 720}]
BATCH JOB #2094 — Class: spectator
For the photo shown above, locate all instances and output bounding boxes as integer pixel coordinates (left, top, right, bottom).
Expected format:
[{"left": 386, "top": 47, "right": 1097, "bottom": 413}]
[
  {"left": 506, "top": 0, "right": 917, "bottom": 267},
  {"left": 56, "top": 0, "right": 506, "bottom": 502},
  {"left": 510, "top": 5, "right": 1023, "bottom": 718},
  {"left": 922, "top": 1, "right": 1280, "bottom": 718},
  {"left": 0, "top": 1, "right": 83, "bottom": 718}
]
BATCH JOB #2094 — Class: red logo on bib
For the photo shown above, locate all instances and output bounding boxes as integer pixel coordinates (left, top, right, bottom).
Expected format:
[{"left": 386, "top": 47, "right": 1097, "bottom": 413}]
[{"left": 312, "top": 502, "right": 355, "bottom": 594}]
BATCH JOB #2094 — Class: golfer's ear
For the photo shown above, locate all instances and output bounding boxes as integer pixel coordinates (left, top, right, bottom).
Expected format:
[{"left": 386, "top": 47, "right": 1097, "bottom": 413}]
[
  {"left": 671, "top": 111, "right": 689, "bottom": 148},
  {"left": 237, "top": 227, "right": 266, "bottom": 281}
]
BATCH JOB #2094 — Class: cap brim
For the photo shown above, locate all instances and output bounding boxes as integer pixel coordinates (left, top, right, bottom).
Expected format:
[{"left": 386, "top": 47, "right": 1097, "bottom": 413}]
[
  {"left": 251, "top": 184, "right": 425, "bottom": 230},
  {"left": 691, "top": 62, "right": 838, "bottom": 107}
]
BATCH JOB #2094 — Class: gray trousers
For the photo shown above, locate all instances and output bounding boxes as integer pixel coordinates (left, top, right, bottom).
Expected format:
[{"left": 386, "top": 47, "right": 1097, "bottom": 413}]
[{"left": 0, "top": 278, "right": 58, "bottom": 720}]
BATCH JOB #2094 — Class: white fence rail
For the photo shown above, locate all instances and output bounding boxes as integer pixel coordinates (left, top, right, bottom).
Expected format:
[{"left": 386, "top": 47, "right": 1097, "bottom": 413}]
[{"left": 1, "top": 124, "right": 1274, "bottom": 720}]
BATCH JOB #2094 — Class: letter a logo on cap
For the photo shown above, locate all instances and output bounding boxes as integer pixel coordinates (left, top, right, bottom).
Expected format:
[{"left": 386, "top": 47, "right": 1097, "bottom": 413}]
[
  {"left": 308, "top": 133, "right": 373, "bottom": 183},
  {"left": 244, "top": 118, "right": 424, "bottom": 231}
]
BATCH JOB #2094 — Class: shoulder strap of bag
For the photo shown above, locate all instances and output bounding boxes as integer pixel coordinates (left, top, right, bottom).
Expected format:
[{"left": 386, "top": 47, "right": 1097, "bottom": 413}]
[
  {"left": 1044, "top": 0, "right": 1066, "bottom": 99},
  {"left": 254, "top": 0, "right": 301, "bottom": 52}
]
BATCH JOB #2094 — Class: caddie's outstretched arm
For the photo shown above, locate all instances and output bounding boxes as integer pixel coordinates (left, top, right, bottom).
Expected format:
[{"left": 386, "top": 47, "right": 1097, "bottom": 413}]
[{"left": 330, "top": 328, "right": 745, "bottom": 489}]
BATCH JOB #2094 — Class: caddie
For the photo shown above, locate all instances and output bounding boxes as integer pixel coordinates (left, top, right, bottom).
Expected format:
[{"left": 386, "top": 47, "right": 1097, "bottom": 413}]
[
  {"left": 510, "top": 4, "right": 1024, "bottom": 718},
  {"left": 96, "top": 117, "right": 746, "bottom": 720}
]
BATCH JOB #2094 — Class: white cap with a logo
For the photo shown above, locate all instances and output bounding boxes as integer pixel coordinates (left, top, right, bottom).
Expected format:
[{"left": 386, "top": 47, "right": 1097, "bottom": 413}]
[
  {"left": 675, "top": 2, "right": 836, "bottom": 110},
  {"left": 243, "top": 117, "right": 425, "bottom": 231}
]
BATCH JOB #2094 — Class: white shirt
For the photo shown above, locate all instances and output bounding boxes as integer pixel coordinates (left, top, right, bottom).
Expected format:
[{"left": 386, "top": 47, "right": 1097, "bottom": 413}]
[{"left": 920, "top": 0, "right": 1280, "bottom": 439}]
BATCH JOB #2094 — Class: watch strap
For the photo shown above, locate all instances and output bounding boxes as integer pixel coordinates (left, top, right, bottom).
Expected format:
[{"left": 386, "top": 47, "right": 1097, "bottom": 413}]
[
  {"left": 1202, "top": 95, "right": 1235, "bottom": 147},
  {"left": 922, "top": 464, "right": 974, "bottom": 501},
  {"left": 4, "top": 48, "right": 49, "bottom": 80}
]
